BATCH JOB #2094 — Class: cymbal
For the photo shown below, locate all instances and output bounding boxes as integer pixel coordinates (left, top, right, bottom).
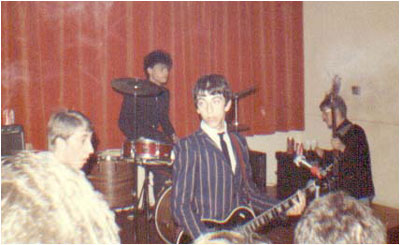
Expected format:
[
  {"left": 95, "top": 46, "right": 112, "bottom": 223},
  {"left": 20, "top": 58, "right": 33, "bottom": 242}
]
[
  {"left": 111, "top": 77, "right": 162, "bottom": 96},
  {"left": 233, "top": 86, "right": 257, "bottom": 99},
  {"left": 228, "top": 123, "right": 250, "bottom": 132},
  {"left": 233, "top": 86, "right": 256, "bottom": 99}
]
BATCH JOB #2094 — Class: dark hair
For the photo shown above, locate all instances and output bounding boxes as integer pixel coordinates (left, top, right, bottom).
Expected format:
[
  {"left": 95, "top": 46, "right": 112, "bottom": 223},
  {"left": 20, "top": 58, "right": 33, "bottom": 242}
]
[
  {"left": 143, "top": 50, "right": 172, "bottom": 75},
  {"left": 319, "top": 95, "right": 347, "bottom": 118},
  {"left": 193, "top": 74, "right": 233, "bottom": 108},
  {"left": 294, "top": 191, "right": 386, "bottom": 244}
]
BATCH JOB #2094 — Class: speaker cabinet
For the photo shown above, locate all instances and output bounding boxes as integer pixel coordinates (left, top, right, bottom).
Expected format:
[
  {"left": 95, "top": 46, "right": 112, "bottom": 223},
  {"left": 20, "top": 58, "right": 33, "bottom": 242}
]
[
  {"left": 276, "top": 152, "right": 312, "bottom": 200},
  {"left": 1, "top": 125, "right": 25, "bottom": 156},
  {"left": 249, "top": 150, "right": 267, "bottom": 189}
]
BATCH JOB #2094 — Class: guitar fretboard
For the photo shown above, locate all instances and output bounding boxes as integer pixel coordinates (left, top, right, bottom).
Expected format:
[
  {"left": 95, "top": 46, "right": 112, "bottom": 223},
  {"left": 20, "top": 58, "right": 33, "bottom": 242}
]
[{"left": 239, "top": 182, "right": 316, "bottom": 234}]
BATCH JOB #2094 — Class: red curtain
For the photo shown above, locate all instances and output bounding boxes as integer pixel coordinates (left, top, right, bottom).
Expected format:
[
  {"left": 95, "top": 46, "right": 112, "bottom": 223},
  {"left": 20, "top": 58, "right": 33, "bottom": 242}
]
[{"left": 2, "top": 2, "right": 304, "bottom": 151}]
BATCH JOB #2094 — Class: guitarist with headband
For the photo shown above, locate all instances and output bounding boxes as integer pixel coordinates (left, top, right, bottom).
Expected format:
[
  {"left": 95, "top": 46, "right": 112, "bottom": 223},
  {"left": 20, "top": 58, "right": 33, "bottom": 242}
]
[
  {"left": 171, "top": 74, "right": 306, "bottom": 243},
  {"left": 315, "top": 94, "right": 375, "bottom": 204}
]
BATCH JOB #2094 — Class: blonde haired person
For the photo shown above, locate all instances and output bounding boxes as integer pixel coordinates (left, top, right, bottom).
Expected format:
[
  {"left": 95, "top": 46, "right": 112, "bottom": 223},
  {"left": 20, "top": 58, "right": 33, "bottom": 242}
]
[
  {"left": 1, "top": 110, "right": 120, "bottom": 243},
  {"left": 194, "top": 230, "right": 271, "bottom": 244},
  {"left": 294, "top": 191, "right": 386, "bottom": 244}
]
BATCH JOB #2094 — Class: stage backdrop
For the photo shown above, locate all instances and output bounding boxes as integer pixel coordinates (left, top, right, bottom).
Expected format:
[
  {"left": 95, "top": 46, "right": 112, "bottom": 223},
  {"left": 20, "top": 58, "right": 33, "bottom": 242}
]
[{"left": 2, "top": 2, "right": 304, "bottom": 151}]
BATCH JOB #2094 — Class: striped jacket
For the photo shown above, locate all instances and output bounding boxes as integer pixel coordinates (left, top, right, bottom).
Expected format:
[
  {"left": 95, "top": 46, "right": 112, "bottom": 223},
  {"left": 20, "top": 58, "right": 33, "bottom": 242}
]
[{"left": 171, "top": 129, "right": 279, "bottom": 239}]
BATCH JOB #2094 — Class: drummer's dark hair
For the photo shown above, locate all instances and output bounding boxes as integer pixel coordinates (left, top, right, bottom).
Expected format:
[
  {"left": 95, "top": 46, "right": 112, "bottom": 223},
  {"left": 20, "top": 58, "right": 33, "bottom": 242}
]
[
  {"left": 193, "top": 74, "right": 233, "bottom": 108},
  {"left": 143, "top": 50, "right": 172, "bottom": 76}
]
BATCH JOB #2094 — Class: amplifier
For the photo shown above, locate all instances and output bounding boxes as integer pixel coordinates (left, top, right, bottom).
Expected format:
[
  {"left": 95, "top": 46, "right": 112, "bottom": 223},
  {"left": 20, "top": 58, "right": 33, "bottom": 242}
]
[
  {"left": 249, "top": 150, "right": 267, "bottom": 189},
  {"left": 1, "top": 124, "right": 25, "bottom": 156}
]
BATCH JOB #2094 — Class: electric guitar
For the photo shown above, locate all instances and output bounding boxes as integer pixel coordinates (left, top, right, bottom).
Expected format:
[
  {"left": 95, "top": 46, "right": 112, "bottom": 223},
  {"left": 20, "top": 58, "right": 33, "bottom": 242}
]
[{"left": 174, "top": 181, "right": 317, "bottom": 243}]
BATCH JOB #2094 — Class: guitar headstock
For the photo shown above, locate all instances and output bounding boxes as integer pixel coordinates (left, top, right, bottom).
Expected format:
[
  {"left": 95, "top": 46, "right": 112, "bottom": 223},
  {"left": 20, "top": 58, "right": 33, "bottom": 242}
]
[
  {"left": 331, "top": 75, "right": 342, "bottom": 96},
  {"left": 322, "top": 75, "right": 342, "bottom": 105}
]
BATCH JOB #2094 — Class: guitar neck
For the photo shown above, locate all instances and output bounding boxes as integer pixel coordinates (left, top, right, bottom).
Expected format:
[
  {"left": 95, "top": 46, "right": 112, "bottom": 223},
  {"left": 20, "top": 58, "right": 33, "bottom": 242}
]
[
  {"left": 239, "top": 183, "right": 315, "bottom": 234},
  {"left": 331, "top": 94, "right": 337, "bottom": 137}
]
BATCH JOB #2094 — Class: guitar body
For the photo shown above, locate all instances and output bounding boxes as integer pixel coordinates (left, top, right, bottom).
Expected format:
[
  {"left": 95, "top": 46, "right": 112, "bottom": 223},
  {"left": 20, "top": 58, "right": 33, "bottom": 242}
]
[
  {"left": 155, "top": 187, "right": 256, "bottom": 244},
  {"left": 202, "top": 206, "right": 256, "bottom": 230},
  {"left": 176, "top": 206, "right": 256, "bottom": 243},
  {"left": 157, "top": 181, "right": 318, "bottom": 243}
]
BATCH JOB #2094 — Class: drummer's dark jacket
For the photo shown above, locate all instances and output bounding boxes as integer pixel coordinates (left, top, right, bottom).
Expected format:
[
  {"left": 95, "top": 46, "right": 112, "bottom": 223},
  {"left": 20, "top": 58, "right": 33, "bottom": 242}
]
[
  {"left": 171, "top": 129, "right": 280, "bottom": 239},
  {"left": 118, "top": 83, "right": 175, "bottom": 143},
  {"left": 321, "top": 119, "right": 375, "bottom": 199}
]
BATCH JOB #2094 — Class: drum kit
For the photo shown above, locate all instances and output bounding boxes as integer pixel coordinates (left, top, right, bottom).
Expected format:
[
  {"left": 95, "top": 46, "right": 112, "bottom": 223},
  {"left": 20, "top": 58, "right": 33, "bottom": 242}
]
[
  {"left": 87, "top": 139, "right": 173, "bottom": 243},
  {"left": 85, "top": 78, "right": 175, "bottom": 243},
  {"left": 86, "top": 77, "right": 258, "bottom": 243}
]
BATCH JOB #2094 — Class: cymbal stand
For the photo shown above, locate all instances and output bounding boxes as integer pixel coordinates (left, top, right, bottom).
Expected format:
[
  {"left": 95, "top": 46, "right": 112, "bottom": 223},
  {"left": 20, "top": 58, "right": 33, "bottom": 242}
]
[
  {"left": 232, "top": 95, "right": 240, "bottom": 128},
  {"left": 133, "top": 89, "right": 138, "bottom": 141},
  {"left": 135, "top": 159, "right": 151, "bottom": 243}
]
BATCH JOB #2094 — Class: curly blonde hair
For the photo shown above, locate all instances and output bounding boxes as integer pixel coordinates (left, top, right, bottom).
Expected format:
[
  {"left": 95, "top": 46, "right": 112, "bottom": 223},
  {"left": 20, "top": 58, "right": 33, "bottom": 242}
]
[{"left": 1, "top": 151, "right": 120, "bottom": 244}]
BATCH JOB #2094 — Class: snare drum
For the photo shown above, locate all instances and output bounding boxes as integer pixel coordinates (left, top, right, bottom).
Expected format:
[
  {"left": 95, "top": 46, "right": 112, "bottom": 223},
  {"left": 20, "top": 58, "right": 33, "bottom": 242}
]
[
  {"left": 87, "top": 149, "right": 135, "bottom": 209},
  {"left": 134, "top": 138, "right": 173, "bottom": 161}
]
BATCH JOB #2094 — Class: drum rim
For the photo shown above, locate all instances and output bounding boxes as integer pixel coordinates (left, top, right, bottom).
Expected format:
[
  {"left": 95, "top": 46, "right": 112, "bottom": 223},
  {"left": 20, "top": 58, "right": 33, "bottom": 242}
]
[
  {"left": 135, "top": 137, "right": 172, "bottom": 146},
  {"left": 97, "top": 149, "right": 122, "bottom": 160},
  {"left": 136, "top": 137, "right": 158, "bottom": 144},
  {"left": 155, "top": 186, "right": 173, "bottom": 244}
]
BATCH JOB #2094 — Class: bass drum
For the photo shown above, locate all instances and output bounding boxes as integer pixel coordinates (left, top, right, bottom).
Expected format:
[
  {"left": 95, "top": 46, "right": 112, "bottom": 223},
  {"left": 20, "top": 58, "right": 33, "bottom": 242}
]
[
  {"left": 87, "top": 149, "right": 135, "bottom": 209},
  {"left": 155, "top": 186, "right": 188, "bottom": 244}
]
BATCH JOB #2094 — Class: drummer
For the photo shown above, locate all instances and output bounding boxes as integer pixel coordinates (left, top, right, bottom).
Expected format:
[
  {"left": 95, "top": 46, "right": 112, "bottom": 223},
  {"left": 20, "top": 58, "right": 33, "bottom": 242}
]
[
  {"left": 118, "top": 49, "right": 178, "bottom": 144},
  {"left": 118, "top": 50, "right": 178, "bottom": 209}
]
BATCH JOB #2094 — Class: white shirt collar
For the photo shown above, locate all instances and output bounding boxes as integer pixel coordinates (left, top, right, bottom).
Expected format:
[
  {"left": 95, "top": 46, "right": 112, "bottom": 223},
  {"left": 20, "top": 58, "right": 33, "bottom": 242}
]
[
  {"left": 200, "top": 120, "right": 227, "bottom": 139},
  {"left": 200, "top": 120, "right": 237, "bottom": 174}
]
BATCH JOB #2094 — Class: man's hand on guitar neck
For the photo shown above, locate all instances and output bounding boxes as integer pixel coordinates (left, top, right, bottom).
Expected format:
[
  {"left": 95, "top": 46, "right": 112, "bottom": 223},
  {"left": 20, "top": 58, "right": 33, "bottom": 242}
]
[{"left": 285, "top": 191, "right": 306, "bottom": 216}]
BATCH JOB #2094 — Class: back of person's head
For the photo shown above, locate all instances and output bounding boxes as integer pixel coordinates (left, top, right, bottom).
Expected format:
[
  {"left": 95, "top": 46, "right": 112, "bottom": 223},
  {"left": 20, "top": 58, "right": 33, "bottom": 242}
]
[
  {"left": 194, "top": 230, "right": 271, "bottom": 244},
  {"left": 47, "top": 109, "right": 93, "bottom": 151},
  {"left": 1, "top": 151, "right": 120, "bottom": 243},
  {"left": 143, "top": 49, "right": 172, "bottom": 75},
  {"left": 194, "top": 230, "right": 246, "bottom": 244},
  {"left": 319, "top": 94, "right": 347, "bottom": 118},
  {"left": 193, "top": 74, "right": 233, "bottom": 108},
  {"left": 294, "top": 191, "right": 386, "bottom": 244}
]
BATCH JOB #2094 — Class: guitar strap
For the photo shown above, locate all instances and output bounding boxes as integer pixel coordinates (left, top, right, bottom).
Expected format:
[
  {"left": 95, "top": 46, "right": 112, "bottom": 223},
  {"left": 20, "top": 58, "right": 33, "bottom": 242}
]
[
  {"left": 229, "top": 133, "right": 251, "bottom": 206},
  {"left": 333, "top": 123, "right": 353, "bottom": 166},
  {"left": 336, "top": 122, "right": 352, "bottom": 137},
  {"left": 330, "top": 122, "right": 353, "bottom": 189}
]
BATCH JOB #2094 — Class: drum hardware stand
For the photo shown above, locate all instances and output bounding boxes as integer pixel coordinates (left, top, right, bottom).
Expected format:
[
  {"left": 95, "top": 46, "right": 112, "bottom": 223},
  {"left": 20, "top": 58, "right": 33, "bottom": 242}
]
[
  {"left": 229, "top": 86, "right": 256, "bottom": 132},
  {"left": 134, "top": 158, "right": 153, "bottom": 244}
]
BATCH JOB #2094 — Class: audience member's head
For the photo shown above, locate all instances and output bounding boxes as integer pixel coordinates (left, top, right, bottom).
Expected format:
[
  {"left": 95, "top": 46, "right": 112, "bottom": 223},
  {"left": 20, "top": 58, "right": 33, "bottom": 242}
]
[
  {"left": 194, "top": 230, "right": 271, "bottom": 244},
  {"left": 294, "top": 191, "right": 386, "bottom": 244},
  {"left": 47, "top": 109, "right": 94, "bottom": 169},
  {"left": 194, "top": 230, "right": 246, "bottom": 244},
  {"left": 1, "top": 151, "right": 120, "bottom": 243}
]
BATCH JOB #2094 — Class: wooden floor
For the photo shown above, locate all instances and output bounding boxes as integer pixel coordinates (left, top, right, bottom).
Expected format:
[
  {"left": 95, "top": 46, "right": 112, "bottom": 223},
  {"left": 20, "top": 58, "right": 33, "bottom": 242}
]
[
  {"left": 115, "top": 208, "right": 165, "bottom": 244},
  {"left": 115, "top": 186, "right": 399, "bottom": 244}
]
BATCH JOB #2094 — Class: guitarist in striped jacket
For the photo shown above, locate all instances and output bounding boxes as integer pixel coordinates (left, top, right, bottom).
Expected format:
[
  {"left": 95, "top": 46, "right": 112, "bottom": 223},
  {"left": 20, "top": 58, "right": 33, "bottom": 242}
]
[{"left": 171, "top": 74, "right": 305, "bottom": 242}]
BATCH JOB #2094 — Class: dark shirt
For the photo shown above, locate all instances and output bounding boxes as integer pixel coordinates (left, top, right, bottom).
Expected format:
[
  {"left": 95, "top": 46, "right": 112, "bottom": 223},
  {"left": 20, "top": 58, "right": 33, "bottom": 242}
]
[
  {"left": 323, "top": 119, "right": 375, "bottom": 199},
  {"left": 118, "top": 83, "right": 175, "bottom": 143},
  {"left": 171, "top": 130, "right": 279, "bottom": 239}
]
